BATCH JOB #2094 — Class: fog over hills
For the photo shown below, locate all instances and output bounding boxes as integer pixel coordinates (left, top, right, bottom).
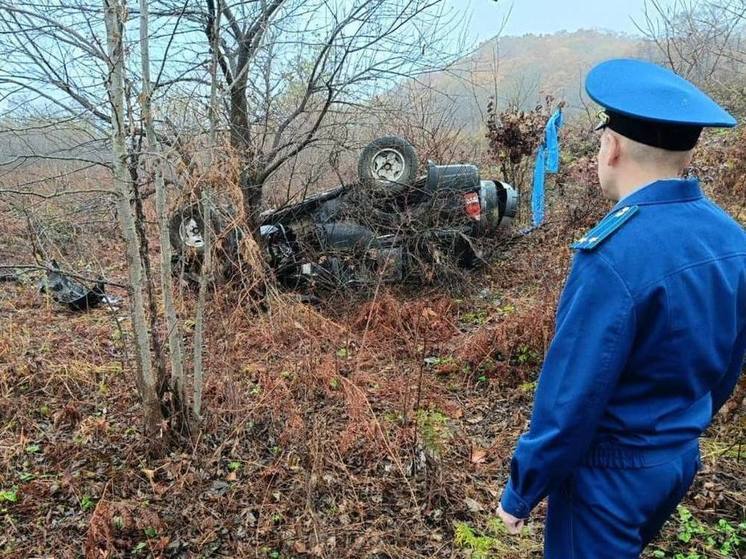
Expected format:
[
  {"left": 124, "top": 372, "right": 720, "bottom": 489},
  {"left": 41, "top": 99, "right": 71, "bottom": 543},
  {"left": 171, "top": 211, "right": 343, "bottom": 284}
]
[{"left": 411, "top": 29, "right": 651, "bottom": 128}]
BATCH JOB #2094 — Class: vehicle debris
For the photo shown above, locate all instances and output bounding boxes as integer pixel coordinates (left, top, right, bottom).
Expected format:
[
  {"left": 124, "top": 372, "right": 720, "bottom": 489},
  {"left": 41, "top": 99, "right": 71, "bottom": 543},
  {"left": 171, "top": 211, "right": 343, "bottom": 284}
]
[
  {"left": 169, "top": 136, "right": 518, "bottom": 292},
  {"left": 40, "top": 261, "right": 109, "bottom": 311}
]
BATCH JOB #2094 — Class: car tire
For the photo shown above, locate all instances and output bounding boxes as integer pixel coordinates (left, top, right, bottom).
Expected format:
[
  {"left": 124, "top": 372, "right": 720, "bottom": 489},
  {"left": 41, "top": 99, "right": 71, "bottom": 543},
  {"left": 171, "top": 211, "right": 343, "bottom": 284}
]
[
  {"left": 358, "top": 136, "right": 419, "bottom": 194},
  {"left": 169, "top": 204, "right": 207, "bottom": 254},
  {"left": 168, "top": 203, "right": 242, "bottom": 284}
]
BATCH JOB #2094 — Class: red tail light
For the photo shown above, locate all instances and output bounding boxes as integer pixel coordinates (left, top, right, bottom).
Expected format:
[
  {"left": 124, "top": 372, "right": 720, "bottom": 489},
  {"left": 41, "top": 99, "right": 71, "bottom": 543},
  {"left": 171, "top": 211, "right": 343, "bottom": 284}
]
[{"left": 464, "top": 192, "right": 481, "bottom": 220}]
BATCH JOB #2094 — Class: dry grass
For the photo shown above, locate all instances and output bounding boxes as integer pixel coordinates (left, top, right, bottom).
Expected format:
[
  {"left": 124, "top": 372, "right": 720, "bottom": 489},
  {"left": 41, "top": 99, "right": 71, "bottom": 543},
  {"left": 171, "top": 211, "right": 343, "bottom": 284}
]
[{"left": 0, "top": 131, "right": 743, "bottom": 559}]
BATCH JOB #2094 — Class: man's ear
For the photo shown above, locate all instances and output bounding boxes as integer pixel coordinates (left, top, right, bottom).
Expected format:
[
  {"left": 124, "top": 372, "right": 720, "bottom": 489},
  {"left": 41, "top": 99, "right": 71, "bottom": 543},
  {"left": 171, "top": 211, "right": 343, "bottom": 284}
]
[
  {"left": 603, "top": 131, "right": 622, "bottom": 167},
  {"left": 682, "top": 150, "right": 694, "bottom": 170}
]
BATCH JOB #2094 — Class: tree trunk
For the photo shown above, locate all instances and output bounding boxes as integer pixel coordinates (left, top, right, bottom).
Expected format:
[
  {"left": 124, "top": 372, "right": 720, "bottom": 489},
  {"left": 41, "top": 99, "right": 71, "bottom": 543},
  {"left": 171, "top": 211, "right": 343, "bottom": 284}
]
[
  {"left": 129, "top": 152, "right": 169, "bottom": 404},
  {"left": 189, "top": 0, "right": 223, "bottom": 427},
  {"left": 192, "top": 188, "right": 212, "bottom": 421},
  {"left": 229, "top": 82, "right": 251, "bottom": 153},
  {"left": 139, "top": 0, "right": 187, "bottom": 419},
  {"left": 228, "top": 70, "right": 263, "bottom": 227},
  {"left": 239, "top": 167, "right": 263, "bottom": 229},
  {"left": 103, "top": 0, "right": 162, "bottom": 436}
]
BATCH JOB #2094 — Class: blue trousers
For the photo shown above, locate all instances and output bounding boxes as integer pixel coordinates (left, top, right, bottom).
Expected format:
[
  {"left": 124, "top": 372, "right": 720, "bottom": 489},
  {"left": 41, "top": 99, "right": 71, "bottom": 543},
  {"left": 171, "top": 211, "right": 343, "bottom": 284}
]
[{"left": 544, "top": 445, "right": 700, "bottom": 558}]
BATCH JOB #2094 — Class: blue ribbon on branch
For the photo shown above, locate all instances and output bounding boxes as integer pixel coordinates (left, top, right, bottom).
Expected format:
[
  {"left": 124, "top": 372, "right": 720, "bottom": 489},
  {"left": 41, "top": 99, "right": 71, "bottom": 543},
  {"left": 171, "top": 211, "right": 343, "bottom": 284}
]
[{"left": 531, "top": 109, "right": 563, "bottom": 228}]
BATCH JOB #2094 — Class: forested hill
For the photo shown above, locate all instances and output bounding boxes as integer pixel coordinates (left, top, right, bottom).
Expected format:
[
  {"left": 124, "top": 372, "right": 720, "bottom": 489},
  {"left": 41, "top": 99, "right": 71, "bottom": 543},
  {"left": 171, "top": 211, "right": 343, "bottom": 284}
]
[{"left": 414, "top": 29, "right": 649, "bottom": 126}]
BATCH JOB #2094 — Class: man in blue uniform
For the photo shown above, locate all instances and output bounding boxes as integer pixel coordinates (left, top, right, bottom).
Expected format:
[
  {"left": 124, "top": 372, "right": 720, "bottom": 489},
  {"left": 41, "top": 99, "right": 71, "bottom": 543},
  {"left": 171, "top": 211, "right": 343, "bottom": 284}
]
[{"left": 496, "top": 58, "right": 746, "bottom": 558}]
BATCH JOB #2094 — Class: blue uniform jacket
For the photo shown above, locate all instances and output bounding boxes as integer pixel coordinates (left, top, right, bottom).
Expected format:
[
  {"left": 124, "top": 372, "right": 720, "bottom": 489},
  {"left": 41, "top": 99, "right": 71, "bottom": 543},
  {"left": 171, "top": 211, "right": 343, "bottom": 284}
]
[{"left": 501, "top": 179, "right": 746, "bottom": 519}]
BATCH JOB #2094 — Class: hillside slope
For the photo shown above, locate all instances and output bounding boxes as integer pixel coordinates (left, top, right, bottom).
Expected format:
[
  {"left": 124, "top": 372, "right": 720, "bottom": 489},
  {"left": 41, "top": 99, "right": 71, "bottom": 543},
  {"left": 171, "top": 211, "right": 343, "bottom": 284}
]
[{"left": 415, "top": 30, "right": 648, "bottom": 126}]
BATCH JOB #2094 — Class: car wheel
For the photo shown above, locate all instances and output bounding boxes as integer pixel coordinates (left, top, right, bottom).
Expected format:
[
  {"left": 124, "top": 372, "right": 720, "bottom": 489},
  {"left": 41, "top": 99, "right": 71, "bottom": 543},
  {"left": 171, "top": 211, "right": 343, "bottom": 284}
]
[
  {"left": 168, "top": 203, "right": 242, "bottom": 284},
  {"left": 169, "top": 204, "right": 208, "bottom": 254},
  {"left": 358, "top": 136, "right": 419, "bottom": 194}
]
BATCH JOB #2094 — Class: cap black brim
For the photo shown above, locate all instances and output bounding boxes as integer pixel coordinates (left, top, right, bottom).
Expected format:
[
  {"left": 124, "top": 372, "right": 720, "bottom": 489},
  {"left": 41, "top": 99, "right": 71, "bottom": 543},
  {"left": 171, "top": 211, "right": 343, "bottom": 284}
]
[{"left": 604, "top": 111, "right": 702, "bottom": 151}]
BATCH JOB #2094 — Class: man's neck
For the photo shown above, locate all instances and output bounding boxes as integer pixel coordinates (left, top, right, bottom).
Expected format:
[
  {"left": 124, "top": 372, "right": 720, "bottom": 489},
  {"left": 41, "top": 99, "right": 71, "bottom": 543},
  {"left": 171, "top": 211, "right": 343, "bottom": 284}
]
[{"left": 615, "top": 170, "right": 683, "bottom": 201}]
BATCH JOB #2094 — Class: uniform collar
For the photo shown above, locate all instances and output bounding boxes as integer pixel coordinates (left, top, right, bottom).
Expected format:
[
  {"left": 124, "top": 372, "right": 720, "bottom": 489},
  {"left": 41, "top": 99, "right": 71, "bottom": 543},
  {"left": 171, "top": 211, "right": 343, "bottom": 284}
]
[{"left": 612, "top": 178, "right": 703, "bottom": 211}]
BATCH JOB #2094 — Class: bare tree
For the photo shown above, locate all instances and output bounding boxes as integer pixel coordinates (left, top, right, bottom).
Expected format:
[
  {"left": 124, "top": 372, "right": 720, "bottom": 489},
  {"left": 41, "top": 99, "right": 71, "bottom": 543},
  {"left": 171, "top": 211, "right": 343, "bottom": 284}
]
[
  {"left": 0, "top": 0, "right": 187, "bottom": 438},
  {"left": 139, "top": 0, "right": 187, "bottom": 415},
  {"left": 0, "top": 0, "right": 465, "bottom": 439},
  {"left": 152, "top": 0, "right": 462, "bottom": 224},
  {"left": 635, "top": 0, "right": 746, "bottom": 114},
  {"left": 192, "top": 0, "right": 223, "bottom": 424},
  {"left": 104, "top": 0, "right": 163, "bottom": 435},
  {"left": 1, "top": 0, "right": 463, "bottom": 220}
]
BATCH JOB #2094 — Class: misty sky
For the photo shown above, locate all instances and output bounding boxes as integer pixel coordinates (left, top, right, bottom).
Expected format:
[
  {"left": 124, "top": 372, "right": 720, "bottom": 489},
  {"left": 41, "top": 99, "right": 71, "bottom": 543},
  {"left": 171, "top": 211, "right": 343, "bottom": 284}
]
[{"left": 453, "top": 0, "right": 650, "bottom": 43}]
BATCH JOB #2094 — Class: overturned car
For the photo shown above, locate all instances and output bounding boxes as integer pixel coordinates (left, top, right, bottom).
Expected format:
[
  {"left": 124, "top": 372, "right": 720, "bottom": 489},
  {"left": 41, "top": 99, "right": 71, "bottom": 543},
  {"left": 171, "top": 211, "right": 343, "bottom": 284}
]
[{"left": 169, "top": 136, "right": 518, "bottom": 290}]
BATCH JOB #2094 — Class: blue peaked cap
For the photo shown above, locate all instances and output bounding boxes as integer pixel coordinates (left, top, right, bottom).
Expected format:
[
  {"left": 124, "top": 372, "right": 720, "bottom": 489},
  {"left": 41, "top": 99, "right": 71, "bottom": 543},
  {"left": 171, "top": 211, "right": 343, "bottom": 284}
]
[{"left": 586, "top": 59, "right": 736, "bottom": 128}]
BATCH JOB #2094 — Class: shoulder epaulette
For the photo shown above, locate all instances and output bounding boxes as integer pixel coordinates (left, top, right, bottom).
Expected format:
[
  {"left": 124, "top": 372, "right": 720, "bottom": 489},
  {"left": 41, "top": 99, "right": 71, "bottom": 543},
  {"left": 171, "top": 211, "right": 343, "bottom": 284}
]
[{"left": 571, "top": 205, "right": 639, "bottom": 251}]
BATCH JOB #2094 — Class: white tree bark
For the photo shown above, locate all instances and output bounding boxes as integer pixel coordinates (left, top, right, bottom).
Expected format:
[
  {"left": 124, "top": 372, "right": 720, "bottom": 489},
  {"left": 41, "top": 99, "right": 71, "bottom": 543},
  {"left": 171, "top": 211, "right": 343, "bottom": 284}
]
[
  {"left": 191, "top": 0, "right": 222, "bottom": 424},
  {"left": 192, "top": 0, "right": 222, "bottom": 421},
  {"left": 138, "top": 0, "right": 186, "bottom": 413},
  {"left": 104, "top": 0, "right": 162, "bottom": 434},
  {"left": 192, "top": 188, "right": 211, "bottom": 421}
]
